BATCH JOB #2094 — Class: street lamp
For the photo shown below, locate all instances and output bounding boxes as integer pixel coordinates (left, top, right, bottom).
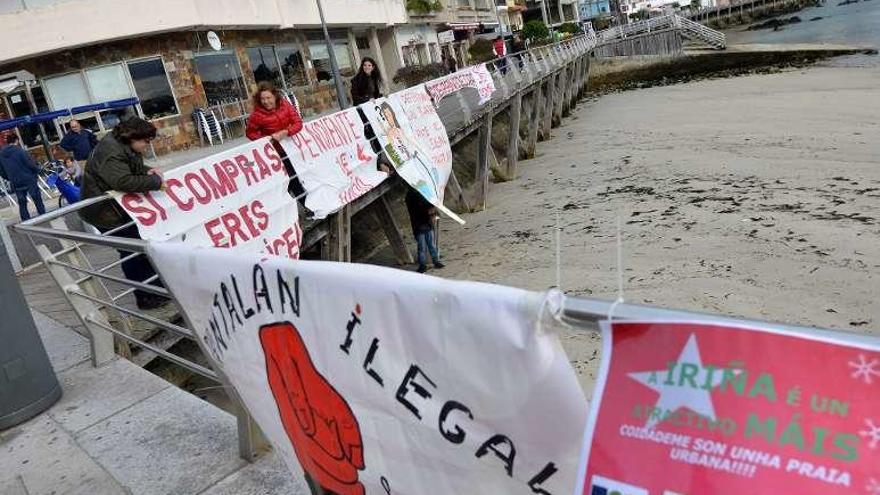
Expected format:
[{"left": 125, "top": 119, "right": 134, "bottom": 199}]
[{"left": 315, "top": 0, "right": 350, "bottom": 110}]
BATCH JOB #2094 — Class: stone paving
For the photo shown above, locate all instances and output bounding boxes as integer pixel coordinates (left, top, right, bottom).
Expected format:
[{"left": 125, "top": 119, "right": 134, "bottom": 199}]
[{"left": 0, "top": 309, "right": 308, "bottom": 495}]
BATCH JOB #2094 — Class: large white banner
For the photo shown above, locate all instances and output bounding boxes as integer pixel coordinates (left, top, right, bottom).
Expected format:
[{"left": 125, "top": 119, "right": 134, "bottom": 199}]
[
  {"left": 362, "top": 86, "right": 464, "bottom": 224},
  {"left": 117, "top": 138, "right": 302, "bottom": 259},
  {"left": 425, "top": 64, "right": 496, "bottom": 106},
  {"left": 280, "top": 107, "right": 388, "bottom": 219},
  {"left": 148, "top": 242, "right": 587, "bottom": 495}
]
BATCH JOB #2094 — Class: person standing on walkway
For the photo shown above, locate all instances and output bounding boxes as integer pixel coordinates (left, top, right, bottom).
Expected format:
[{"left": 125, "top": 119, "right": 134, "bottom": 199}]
[
  {"left": 245, "top": 82, "right": 306, "bottom": 202},
  {"left": 79, "top": 117, "right": 168, "bottom": 310},
  {"left": 405, "top": 187, "right": 445, "bottom": 274},
  {"left": 59, "top": 119, "right": 97, "bottom": 172},
  {"left": 493, "top": 36, "right": 508, "bottom": 74},
  {"left": 351, "top": 57, "right": 393, "bottom": 174},
  {"left": 0, "top": 134, "right": 45, "bottom": 221}
]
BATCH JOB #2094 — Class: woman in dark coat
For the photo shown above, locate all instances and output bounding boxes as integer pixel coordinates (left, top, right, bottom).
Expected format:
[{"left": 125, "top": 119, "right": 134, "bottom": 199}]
[{"left": 351, "top": 58, "right": 392, "bottom": 174}]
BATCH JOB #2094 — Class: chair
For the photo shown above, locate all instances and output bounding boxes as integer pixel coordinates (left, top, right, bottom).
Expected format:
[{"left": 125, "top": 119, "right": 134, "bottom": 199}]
[{"left": 192, "top": 108, "right": 224, "bottom": 146}]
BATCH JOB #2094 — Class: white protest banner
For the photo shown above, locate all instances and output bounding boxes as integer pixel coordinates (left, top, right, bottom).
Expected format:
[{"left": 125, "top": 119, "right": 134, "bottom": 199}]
[
  {"left": 425, "top": 64, "right": 496, "bottom": 106},
  {"left": 116, "top": 137, "right": 301, "bottom": 259},
  {"left": 148, "top": 242, "right": 588, "bottom": 495},
  {"left": 362, "top": 85, "right": 465, "bottom": 224},
  {"left": 280, "top": 107, "right": 388, "bottom": 219}
]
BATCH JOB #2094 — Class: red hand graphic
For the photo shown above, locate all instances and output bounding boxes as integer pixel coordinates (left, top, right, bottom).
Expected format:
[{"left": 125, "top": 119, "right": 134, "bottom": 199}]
[{"left": 261, "top": 322, "right": 366, "bottom": 495}]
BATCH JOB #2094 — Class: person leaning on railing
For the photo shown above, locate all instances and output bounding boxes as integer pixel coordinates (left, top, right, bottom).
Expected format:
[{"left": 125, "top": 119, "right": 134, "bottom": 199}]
[
  {"left": 78, "top": 117, "right": 169, "bottom": 311},
  {"left": 245, "top": 81, "right": 306, "bottom": 206},
  {"left": 350, "top": 57, "right": 393, "bottom": 175}
]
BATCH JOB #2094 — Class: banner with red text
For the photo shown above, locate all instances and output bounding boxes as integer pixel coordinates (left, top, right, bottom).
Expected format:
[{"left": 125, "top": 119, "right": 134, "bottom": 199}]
[
  {"left": 577, "top": 321, "right": 880, "bottom": 495},
  {"left": 116, "top": 138, "right": 301, "bottom": 259},
  {"left": 425, "top": 64, "right": 496, "bottom": 106},
  {"left": 280, "top": 107, "right": 388, "bottom": 219},
  {"left": 362, "top": 85, "right": 464, "bottom": 224},
  {"left": 148, "top": 243, "right": 587, "bottom": 495}
]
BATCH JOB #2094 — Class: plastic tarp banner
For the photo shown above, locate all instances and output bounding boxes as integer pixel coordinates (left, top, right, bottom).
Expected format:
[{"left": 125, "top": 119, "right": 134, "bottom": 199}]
[
  {"left": 362, "top": 85, "right": 464, "bottom": 224},
  {"left": 117, "top": 137, "right": 301, "bottom": 259},
  {"left": 280, "top": 106, "right": 388, "bottom": 219},
  {"left": 577, "top": 320, "right": 880, "bottom": 495},
  {"left": 147, "top": 243, "right": 588, "bottom": 495},
  {"left": 425, "top": 64, "right": 496, "bottom": 106}
]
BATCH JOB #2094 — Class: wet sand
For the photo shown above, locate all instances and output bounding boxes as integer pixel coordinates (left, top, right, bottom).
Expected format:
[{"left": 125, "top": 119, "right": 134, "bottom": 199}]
[{"left": 435, "top": 64, "right": 880, "bottom": 397}]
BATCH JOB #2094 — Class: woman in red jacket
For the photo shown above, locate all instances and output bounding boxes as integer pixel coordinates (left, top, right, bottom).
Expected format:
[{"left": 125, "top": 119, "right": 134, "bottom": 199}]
[{"left": 246, "top": 81, "right": 306, "bottom": 200}]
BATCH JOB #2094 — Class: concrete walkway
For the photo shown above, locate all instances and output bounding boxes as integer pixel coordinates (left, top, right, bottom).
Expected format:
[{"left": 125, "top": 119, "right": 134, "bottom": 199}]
[{"left": 0, "top": 310, "right": 308, "bottom": 495}]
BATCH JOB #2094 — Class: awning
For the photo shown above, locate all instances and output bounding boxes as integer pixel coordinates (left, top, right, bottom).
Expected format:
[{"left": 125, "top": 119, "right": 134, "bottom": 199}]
[{"left": 0, "top": 97, "right": 139, "bottom": 131}]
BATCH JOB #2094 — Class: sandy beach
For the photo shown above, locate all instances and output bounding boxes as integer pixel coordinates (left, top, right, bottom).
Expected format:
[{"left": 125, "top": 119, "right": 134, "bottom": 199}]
[{"left": 434, "top": 63, "right": 880, "bottom": 397}]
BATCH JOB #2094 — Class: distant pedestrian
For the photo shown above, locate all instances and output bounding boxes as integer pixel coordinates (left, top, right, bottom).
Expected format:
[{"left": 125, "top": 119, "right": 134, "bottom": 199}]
[
  {"left": 511, "top": 35, "right": 526, "bottom": 68},
  {"left": 0, "top": 134, "right": 45, "bottom": 221},
  {"left": 59, "top": 119, "right": 98, "bottom": 171},
  {"left": 79, "top": 117, "right": 168, "bottom": 310},
  {"left": 493, "top": 36, "right": 508, "bottom": 74},
  {"left": 405, "top": 188, "right": 444, "bottom": 273},
  {"left": 442, "top": 52, "right": 458, "bottom": 74}
]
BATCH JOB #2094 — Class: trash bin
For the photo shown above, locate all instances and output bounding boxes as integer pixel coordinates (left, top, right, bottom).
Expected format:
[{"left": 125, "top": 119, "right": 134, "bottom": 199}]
[{"left": 0, "top": 235, "right": 61, "bottom": 430}]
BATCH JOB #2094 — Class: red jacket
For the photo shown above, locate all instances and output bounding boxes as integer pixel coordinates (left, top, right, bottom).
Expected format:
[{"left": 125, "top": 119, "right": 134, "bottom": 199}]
[{"left": 246, "top": 98, "right": 303, "bottom": 141}]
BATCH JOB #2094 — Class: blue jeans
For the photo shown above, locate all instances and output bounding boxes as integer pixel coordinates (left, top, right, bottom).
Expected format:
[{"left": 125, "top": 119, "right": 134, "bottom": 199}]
[
  {"left": 15, "top": 183, "right": 46, "bottom": 221},
  {"left": 415, "top": 229, "right": 439, "bottom": 267}
]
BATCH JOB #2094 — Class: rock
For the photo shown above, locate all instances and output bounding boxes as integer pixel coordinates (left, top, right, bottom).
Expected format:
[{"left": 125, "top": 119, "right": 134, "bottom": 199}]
[{"left": 809, "top": 16, "right": 823, "bottom": 21}]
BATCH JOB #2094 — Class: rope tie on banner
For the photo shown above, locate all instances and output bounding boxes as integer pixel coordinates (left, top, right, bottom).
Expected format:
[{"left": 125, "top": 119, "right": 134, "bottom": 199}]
[
  {"left": 536, "top": 288, "right": 572, "bottom": 335},
  {"left": 607, "top": 214, "right": 625, "bottom": 323}
]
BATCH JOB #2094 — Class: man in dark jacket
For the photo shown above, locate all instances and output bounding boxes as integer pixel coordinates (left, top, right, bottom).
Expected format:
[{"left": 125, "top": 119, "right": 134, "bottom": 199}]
[
  {"left": 59, "top": 119, "right": 97, "bottom": 169},
  {"left": 0, "top": 134, "right": 46, "bottom": 221},
  {"left": 80, "top": 117, "right": 167, "bottom": 310},
  {"left": 405, "top": 188, "right": 445, "bottom": 274}
]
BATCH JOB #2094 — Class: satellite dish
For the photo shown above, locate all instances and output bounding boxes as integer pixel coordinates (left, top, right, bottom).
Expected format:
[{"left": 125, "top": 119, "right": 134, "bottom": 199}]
[{"left": 207, "top": 31, "right": 222, "bottom": 51}]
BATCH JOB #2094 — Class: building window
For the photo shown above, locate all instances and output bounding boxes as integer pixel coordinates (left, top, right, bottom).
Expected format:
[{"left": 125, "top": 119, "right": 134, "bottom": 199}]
[
  {"left": 355, "top": 37, "right": 370, "bottom": 50},
  {"left": 126, "top": 57, "right": 179, "bottom": 119},
  {"left": 308, "top": 37, "right": 354, "bottom": 82},
  {"left": 43, "top": 72, "right": 90, "bottom": 110},
  {"left": 193, "top": 52, "right": 248, "bottom": 105},
  {"left": 429, "top": 43, "right": 440, "bottom": 63},
  {"left": 401, "top": 46, "right": 417, "bottom": 67},
  {"left": 5, "top": 86, "right": 60, "bottom": 147},
  {"left": 85, "top": 64, "right": 134, "bottom": 103},
  {"left": 276, "top": 44, "right": 309, "bottom": 87},
  {"left": 247, "top": 46, "right": 284, "bottom": 88}
]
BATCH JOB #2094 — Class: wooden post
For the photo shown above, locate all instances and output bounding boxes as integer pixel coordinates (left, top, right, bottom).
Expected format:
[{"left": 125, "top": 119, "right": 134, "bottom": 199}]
[
  {"left": 569, "top": 57, "right": 579, "bottom": 110},
  {"left": 552, "top": 70, "right": 564, "bottom": 127},
  {"left": 506, "top": 91, "right": 522, "bottom": 179},
  {"left": 323, "top": 206, "right": 351, "bottom": 262},
  {"left": 542, "top": 76, "right": 554, "bottom": 139},
  {"left": 526, "top": 87, "right": 541, "bottom": 156},
  {"left": 372, "top": 195, "right": 413, "bottom": 265},
  {"left": 445, "top": 169, "right": 471, "bottom": 212},
  {"left": 561, "top": 65, "right": 571, "bottom": 117},
  {"left": 473, "top": 117, "right": 492, "bottom": 210}
]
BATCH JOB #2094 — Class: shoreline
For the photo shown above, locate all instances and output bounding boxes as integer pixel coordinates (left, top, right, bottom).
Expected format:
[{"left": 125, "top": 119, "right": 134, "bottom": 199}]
[{"left": 430, "top": 62, "right": 879, "bottom": 397}]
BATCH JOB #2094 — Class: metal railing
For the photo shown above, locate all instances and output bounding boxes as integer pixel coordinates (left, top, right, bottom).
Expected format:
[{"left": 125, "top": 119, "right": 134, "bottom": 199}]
[
  {"left": 11, "top": 32, "right": 595, "bottom": 462},
  {"left": 598, "top": 14, "right": 726, "bottom": 49}
]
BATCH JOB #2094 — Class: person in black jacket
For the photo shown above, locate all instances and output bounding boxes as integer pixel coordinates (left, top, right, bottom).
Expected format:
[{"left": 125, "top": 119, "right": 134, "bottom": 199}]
[
  {"left": 59, "top": 119, "right": 98, "bottom": 168},
  {"left": 351, "top": 57, "right": 392, "bottom": 174},
  {"left": 79, "top": 118, "right": 168, "bottom": 310},
  {"left": 405, "top": 188, "right": 445, "bottom": 273},
  {"left": 0, "top": 134, "right": 46, "bottom": 221}
]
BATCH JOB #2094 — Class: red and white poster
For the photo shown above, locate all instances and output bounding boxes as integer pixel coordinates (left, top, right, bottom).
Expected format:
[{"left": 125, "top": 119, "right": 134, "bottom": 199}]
[
  {"left": 577, "top": 320, "right": 880, "bottom": 495},
  {"left": 116, "top": 137, "right": 301, "bottom": 259},
  {"left": 362, "top": 85, "right": 464, "bottom": 224},
  {"left": 425, "top": 64, "right": 496, "bottom": 106},
  {"left": 147, "top": 242, "right": 588, "bottom": 495},
  {"left": 280, "top": 107, "right": 388, "bottom": 219}
]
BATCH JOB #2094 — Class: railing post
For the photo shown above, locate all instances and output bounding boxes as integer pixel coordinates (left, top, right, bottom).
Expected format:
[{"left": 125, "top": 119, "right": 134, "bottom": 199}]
[
  {"left": 526, "top": 85, "right": 541, "bottom": 157},
  {"left": 552, "top": 69, "right": 564, "bottom": 127},
  {"left": 36, "top": 244, "right": 115, "bottom": 367},
  {"left": 473, "top": 116, "right": 492, "bottom": 210},
  {"left": 541, "top": 75, "right": 554, "bottom": 139},
  {"left": 372, "top": 195, "right": 414, "bottom": 265},
  {"left": 323, "top": 206, "right": 351, "bottom": 262},
  {"left": 506, "top": 91, "right": 522, "bottom": 179}
]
